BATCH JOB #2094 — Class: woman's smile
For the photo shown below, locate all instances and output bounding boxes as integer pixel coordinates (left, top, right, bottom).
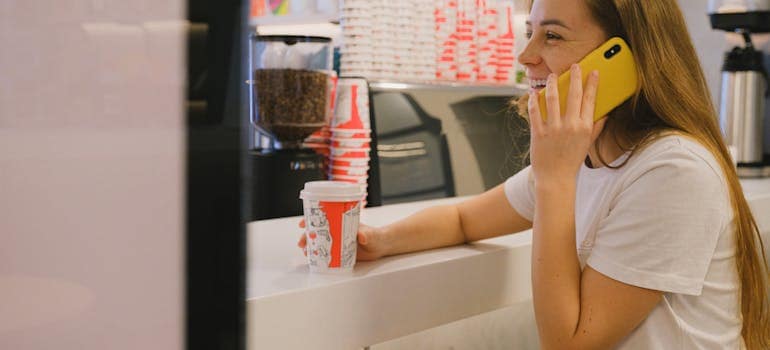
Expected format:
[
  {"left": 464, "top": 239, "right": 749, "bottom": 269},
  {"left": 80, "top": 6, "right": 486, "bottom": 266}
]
[{"left": 529, "top": 77, "right": 549, "bottom": 92}]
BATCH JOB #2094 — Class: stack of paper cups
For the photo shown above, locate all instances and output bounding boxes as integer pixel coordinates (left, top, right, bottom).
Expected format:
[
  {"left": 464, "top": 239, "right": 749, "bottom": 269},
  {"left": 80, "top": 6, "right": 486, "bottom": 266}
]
[
  {"left": 435, "top": 0, "right": 458, "bottom": 81},
  {"left": 477, "top": 0, "right": 499, "bottom": 83},
  {"left": 494, "top": 1, "right": 516, "bottom": 84},
  {"left": 304, "top": 126, "right": 331, "bottom": 158},
  {"left": 390, "top": 0, "right": 413, "bottom": 81},
  {"left": 368, "top": 0, "right": 395, "bottom": 81},
  {"left": 411, "top": 0, "right": 437, "bottom": 82},
  {"left": 340, "top": 0, "right": 374, "bottom": 78},
  {"left": 329, "top": 77, "right": 372, "bottom": 206},
  {"left": 338, "top": 0, "right": 522, "bottom": 86},
  {"left": 302, "top": 72, "right": 338, "bottom": 171},
  {"left": 455, "top": 0, "right": 478, "bottom": 82}
]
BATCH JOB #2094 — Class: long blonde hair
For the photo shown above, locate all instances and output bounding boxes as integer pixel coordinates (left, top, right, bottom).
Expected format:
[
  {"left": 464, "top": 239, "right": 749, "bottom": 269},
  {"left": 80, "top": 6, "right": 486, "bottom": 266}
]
[{"left": 518, "top": 0, "right": 770, "bottom": 347}]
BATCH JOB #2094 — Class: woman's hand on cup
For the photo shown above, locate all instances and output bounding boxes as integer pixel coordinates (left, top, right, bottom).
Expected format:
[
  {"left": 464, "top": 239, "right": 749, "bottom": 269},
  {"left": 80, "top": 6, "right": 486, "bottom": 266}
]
[{"left": 297, "top": 219, "right": 387, "bottom": 261}]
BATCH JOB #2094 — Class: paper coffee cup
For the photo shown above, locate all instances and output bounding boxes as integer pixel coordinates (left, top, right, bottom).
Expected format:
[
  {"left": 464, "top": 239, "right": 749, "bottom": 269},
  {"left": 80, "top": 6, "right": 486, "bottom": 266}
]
[
  {"left": 330, "top": 157, "right": 370, "bottom": 167},
  {"left": 330, "top": 128, "right": 371, "bottom": 138},
  {"left": 299, "top": 181, "right": 365, "bottom": 273},
  {"left": 329, "top": 165, "right": 370, "bottom": 176},
  {"left": 330, "top": 178, "right": 368, "bottom": 186},
  {"left": 332, "top": 78, "right": 371, "bottom": 129},
  {"left": 331, "top": 137, "right": 371, "bottom": 148},
  {"left": 330, "top": 147, "right": 370, "bottom": 158}
]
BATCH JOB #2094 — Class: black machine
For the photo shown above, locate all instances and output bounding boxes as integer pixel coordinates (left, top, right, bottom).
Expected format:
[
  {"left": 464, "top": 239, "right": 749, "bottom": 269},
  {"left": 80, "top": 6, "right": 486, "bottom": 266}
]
[
  {"left": 249, "top": 35, "right": 333, "bottom": 220},
  {"left": 252, "top": 149, "right": 325, "bottom": 219}
]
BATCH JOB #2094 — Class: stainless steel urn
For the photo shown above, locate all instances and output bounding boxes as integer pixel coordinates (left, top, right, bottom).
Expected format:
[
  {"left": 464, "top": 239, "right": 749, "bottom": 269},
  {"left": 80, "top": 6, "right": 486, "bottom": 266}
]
[{"left": 718, "top": 40, "right": 769, "bottom": 177}]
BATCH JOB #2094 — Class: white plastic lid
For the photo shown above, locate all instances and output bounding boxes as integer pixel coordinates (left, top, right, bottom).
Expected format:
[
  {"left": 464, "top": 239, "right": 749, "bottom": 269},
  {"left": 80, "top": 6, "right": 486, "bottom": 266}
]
[{"left": 299, "top": 181, "right": 365, "bottom": 201}]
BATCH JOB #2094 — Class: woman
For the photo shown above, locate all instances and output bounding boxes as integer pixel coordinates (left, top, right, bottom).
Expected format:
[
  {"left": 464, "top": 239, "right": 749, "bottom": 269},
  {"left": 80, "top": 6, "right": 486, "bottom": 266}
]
[{"left": 299, "top": 0, "right": 770, "bottom": 348}]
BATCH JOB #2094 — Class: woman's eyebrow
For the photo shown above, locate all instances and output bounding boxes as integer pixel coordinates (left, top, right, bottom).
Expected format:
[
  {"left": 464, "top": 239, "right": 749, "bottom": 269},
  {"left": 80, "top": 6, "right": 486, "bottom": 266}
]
[{"left": 525, "top": 19, "right": 571, "bottom": 30}]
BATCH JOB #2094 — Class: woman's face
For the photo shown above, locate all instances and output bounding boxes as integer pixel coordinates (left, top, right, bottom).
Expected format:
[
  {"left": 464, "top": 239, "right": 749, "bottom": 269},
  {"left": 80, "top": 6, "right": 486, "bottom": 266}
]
[{"left": 519, "top": 0, "right": 607, "bottom": 93}]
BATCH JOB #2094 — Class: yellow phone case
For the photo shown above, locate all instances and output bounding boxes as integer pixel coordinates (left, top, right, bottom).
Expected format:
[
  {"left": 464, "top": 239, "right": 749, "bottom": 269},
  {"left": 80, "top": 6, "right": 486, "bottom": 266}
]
[{"left": 537, "top": 36, "right": 638, "bottom": 122}]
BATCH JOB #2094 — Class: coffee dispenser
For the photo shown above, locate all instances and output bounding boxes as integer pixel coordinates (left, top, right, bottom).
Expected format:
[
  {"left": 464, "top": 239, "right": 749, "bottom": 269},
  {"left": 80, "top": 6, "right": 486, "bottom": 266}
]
[
  {"left": 709, "top": 0, "right": 770, "bottom": 177},
  {"left": 249, "top": 35, "right": 333, "bottom": 219}
]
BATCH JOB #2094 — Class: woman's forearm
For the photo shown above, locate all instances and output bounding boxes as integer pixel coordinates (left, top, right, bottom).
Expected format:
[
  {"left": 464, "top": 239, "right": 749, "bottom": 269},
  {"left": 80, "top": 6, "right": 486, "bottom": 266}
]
[
  {"left": 380, "top": 204, "right": 466, "bottom": 256},
  {"left": 532, "top": 181, "right": 582, "bottom": 348}
]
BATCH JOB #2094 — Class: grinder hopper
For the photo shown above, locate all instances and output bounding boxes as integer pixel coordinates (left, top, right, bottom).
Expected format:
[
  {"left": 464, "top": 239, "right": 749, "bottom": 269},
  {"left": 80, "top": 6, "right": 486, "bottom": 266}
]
[{"left": 249, "top": 35, "right": 333, "bottom": 149}]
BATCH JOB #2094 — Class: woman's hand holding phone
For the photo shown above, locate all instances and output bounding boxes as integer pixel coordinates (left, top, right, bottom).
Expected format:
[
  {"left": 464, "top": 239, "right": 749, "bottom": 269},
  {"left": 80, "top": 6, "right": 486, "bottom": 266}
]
[
  {"left": 528, "top": 64, "right": 606, "bottom": 186},
  {"left": 297, "top": 219, "right": 387, "bottom": 261}
]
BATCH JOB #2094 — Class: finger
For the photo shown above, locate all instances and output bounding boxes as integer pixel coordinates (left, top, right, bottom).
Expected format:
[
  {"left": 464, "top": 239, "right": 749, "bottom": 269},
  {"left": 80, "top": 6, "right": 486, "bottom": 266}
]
[
  {"left": 590, "top": 116, "right": 607, "bottom": 144},
  {"left": 528, "top": 91, "right": 544, "bottom": 134},
  {"left": 545, "top": 73, "right": 561, "bottom": 125},
  {"left": 299, "top": 219, "right": 305, "bottom": 228},
  {"left": 565, "top": 64, "right": 583, "bottom": 121},
  {"left": 581, "top": 70, "right": 599, "bottom": 123},
  {"left": 357, "top": 231, "right": 368, "bottom": 245}
]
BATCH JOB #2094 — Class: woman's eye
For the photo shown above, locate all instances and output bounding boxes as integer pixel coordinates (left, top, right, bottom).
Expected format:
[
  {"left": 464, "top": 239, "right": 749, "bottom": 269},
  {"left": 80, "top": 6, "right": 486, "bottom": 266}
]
[
  {"left": 545, "top": 31, "right": 562, "bottom": 40},
  {"left": 525, "top": 30, "right": 561, "bottom": 41}
]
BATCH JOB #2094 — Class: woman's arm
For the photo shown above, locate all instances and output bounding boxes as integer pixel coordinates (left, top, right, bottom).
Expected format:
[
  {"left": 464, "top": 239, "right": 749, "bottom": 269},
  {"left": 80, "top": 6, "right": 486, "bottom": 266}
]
[
  {"left": 528, "top": 67, "right": 662, "bottom": 349},
  {"left": 532, "top": 182, "right": 662, "bottom": 350},
  {"left": 298, "top": 184, "right": 532, "bottom": 260},
  {"left": 381, "top": 184, "right": 533, "bottom": 256}
]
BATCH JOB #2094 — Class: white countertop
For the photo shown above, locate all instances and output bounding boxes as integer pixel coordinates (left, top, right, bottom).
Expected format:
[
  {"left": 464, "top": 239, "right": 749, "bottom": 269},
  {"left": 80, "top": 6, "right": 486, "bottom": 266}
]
[{"left": 247, "top": 178, "right": 770, "bottom": 350}]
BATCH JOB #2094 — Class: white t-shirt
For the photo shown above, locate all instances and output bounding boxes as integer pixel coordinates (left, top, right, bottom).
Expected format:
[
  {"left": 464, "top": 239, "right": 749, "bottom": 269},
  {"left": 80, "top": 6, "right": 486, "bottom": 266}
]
[{"left": 504, "top": 135, "right": 744, "bottom": 349}]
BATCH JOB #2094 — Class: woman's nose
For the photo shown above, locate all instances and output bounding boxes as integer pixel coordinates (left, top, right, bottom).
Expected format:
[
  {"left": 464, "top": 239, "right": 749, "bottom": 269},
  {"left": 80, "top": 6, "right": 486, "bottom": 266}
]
[{"left": 517, "top": 40, "right": 541, "bottom": 67}]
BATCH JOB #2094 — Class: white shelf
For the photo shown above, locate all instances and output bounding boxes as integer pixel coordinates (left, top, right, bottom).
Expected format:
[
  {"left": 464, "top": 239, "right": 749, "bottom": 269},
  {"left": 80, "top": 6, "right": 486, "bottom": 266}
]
[
  {"left": 250, "top": 13, "right": 339, "bottom": 27},
  {"left": 368, "top": 81, "right": 529, "bottom": 96}
]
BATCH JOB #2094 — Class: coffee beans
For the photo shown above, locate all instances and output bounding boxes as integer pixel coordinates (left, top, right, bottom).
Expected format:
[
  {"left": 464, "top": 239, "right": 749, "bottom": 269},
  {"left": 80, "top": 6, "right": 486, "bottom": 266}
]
[{"left": 254, "top": 69, "right": 329, "bottom": 143}]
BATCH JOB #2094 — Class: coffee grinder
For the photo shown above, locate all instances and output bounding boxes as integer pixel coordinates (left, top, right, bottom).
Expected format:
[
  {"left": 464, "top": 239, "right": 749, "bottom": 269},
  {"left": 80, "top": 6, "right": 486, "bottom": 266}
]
[
  {"left": 249, "top": 35, "right": 333, "bottom": 220},
  {"left": 709, "top": 0, "right": 770, "bottom": 177}
]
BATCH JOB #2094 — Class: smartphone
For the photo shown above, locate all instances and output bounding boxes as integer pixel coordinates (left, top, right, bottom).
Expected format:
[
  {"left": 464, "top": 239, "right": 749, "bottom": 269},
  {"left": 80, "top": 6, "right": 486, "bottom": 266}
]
[{"left": 537, "top": 36, "right": 638, "bottom": 122}]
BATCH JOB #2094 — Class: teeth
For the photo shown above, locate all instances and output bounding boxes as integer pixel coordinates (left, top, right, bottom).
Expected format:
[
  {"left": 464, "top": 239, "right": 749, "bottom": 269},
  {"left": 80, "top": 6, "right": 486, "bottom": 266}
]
[{"left": 530, "top": 79, "right": 547, "bottom": 89}]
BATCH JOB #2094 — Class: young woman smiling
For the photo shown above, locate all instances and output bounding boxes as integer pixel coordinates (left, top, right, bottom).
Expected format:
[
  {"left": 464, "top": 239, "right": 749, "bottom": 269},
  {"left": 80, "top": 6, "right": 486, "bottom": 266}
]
[{"left": 299, "top": 0, "right": 770, "bottom": 348}]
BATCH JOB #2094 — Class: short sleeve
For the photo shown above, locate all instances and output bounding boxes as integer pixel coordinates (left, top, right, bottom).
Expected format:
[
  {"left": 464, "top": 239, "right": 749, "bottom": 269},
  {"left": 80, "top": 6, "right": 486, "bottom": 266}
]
[
  {"left": 586, "top": 149, "right": 729, "bottom": 296},
  {"left": 504, "top": 165, "right": 535, "bottom": 222}
]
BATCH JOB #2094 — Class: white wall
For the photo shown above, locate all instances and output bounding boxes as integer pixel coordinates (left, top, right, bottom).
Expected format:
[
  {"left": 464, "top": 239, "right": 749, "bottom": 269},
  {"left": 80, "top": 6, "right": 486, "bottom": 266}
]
[{"left": 0, "top": 1, "right": 186, "bottom": 349}]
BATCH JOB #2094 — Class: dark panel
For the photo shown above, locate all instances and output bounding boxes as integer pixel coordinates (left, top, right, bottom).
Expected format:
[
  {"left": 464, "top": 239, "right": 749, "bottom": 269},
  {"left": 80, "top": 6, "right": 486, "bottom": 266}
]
[
  {"left": 371, "top": 92, "right": 454, "bottom": 205},
  {"left": 451, "top": 96, "right": 529, "bottom": 190},
  {"left": 186, "top": 0, "right": 247, "bottom": 349}
]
